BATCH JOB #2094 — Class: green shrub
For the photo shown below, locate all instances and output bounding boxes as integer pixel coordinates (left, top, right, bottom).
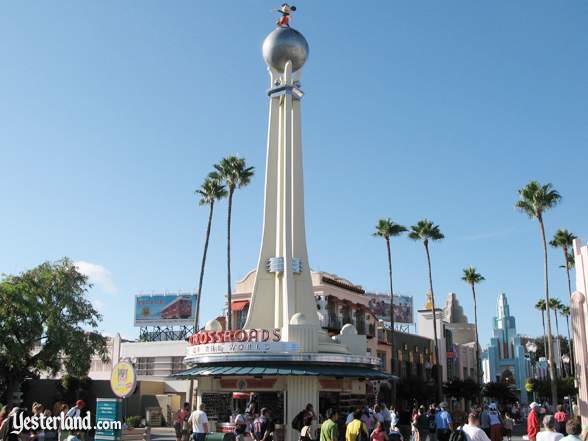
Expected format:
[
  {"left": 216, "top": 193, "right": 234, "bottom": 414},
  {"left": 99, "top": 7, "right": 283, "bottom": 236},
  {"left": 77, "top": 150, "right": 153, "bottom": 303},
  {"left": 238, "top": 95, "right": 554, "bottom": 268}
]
[{"left": 125, "top": 416, "right": 142, "bottom": 428}]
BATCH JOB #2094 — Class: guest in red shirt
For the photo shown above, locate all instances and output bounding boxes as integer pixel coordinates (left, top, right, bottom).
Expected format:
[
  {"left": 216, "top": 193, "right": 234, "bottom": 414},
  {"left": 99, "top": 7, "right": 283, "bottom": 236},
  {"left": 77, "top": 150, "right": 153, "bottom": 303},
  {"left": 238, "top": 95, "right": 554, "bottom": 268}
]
[
  {"left": 528, "top": 403, "right": 541, "bottom": 441},
  {"left": 554, "top": 405, "right": 568, "bottom": 435}
]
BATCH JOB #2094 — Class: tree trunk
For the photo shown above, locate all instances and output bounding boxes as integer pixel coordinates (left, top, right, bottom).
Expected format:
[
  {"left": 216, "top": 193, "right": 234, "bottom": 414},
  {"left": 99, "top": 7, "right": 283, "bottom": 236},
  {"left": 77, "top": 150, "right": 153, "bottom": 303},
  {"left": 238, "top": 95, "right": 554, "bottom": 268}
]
[
  {"left": 563, "top": 245, "right": 576, "bottom": 377},
  {"left": 194, "top": 201, "right": 215, "bottom": 331},
  {"left": 424, "top": 241, "right": 442, "bottom": 402},
  {"left": 471, "top": 284, "right": 481, "bottom": 400},
  {"left": 226, "top": 189, "right": 234, "bottom": 330},
  {"left": 554, "top": 308, "right": 562, "bottom": 376},
  {"left": 564, "top": 245, "right": 573, "bottom": 298},
  {"left": 539, "top": 217, "right": 558, "bottom": 404},
  {"left": 385, "top": 238, "right": 397, "bottom": 405},
  {"left": 386, "top": 239, "right": 396, "bottom": 371},
  {"left": 541, "top": 311, "right": 547, "bottom": 356}
]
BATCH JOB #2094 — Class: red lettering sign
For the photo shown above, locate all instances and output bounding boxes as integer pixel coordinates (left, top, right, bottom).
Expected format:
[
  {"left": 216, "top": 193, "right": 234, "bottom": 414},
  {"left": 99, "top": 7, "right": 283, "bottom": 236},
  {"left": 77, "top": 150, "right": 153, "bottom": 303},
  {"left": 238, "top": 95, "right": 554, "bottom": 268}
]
[{"left": 189, "top": 328, "right": 282, "bottom": 346}]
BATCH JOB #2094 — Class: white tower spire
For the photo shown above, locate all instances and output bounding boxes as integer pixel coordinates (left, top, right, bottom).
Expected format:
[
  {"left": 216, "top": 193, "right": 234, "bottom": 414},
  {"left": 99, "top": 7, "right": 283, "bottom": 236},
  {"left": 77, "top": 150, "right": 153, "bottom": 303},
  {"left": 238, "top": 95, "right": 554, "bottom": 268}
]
[{"left": 244, "top": 25, "right": 320, "bottom": 334}]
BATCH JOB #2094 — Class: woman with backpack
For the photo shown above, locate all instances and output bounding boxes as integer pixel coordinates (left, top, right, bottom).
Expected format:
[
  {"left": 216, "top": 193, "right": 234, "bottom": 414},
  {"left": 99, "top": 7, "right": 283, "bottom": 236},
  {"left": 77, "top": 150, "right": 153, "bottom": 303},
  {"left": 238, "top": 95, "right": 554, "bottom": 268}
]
[{"left": 487, "top": 404, "right": 503, "bottom": 441}]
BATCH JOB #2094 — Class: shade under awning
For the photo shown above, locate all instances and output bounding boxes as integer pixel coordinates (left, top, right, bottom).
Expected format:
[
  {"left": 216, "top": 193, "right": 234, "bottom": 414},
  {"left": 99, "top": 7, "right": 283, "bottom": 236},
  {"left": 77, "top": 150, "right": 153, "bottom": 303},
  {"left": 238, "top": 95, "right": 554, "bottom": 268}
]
[
  {"left": 231, "top": 300, "right": 249, "bottom": 312},
  {"left": 172, "top": 364, "right": 395, "bottom": 380}
]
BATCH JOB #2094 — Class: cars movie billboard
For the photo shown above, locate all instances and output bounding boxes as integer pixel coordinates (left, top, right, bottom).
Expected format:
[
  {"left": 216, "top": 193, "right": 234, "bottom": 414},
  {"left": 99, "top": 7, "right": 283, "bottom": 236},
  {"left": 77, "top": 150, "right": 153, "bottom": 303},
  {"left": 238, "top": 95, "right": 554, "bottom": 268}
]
[
  {"left": 134, "top": 293, "right": 197, "bottom": 326},
  {"left": 366, "top": 293, "right": 414, "bottom": 324}
]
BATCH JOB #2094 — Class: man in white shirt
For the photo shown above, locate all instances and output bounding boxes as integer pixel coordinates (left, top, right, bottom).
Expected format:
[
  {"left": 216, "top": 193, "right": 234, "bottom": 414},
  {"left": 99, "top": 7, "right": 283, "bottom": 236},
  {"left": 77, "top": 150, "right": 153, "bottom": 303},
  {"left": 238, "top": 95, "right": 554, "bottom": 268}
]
[
  {"left": 462, "top": 412, "right": 491, "bottom": 441},
  {"left": 537, "top": 415, "right": 563, "bottom": 441},
  {"left": 189, "top": 404, "right": 209, "bottom": 441},
  {"left": 380, "top": 403, "right": 392, "bottom": 431}
]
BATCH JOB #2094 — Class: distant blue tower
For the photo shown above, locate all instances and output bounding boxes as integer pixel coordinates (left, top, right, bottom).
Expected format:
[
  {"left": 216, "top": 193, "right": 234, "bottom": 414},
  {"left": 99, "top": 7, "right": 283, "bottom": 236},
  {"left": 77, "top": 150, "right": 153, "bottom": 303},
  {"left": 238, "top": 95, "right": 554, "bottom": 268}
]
[{"left": 482, "top": 293, "right": 529, "bottom": 403}]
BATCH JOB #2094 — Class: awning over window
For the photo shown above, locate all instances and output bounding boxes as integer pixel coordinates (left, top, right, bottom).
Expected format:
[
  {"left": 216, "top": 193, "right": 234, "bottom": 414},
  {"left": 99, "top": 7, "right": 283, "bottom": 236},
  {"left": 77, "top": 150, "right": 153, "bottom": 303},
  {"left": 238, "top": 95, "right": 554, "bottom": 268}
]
[
  {"left": 172, "top": 364, "right": 395, "bottom": 380},
  {"left": 231, "top": 300, "right": 249, "bottom": 312}
]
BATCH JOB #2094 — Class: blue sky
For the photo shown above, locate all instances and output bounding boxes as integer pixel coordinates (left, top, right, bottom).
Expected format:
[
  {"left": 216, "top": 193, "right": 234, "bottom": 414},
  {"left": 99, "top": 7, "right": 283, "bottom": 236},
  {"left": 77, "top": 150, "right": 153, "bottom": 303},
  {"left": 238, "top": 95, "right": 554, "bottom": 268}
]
[{"left": 1, "top": 1, "right": 587, "bottom": 346}]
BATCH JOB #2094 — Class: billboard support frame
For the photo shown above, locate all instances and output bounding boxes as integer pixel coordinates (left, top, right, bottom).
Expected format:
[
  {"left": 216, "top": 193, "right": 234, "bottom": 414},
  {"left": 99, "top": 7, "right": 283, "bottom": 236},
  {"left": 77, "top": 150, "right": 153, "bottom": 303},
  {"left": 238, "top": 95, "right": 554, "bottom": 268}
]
[{"left": 138, "top": 325, "right": 195, "bottom": 342}]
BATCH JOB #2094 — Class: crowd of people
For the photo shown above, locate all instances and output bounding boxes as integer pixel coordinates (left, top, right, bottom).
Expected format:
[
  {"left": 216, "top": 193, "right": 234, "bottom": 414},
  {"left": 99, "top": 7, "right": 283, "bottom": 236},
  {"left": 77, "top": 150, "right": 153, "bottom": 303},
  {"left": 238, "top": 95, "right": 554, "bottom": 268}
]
[
  {"left": 293, "top": 400, "right": 585, "bottom": 441},
  {"left": 171, "top": 399, "right": 588, "bottom": 441},
  {"left": 0, "top": 400, "right": 88, "bottom": 441},
  {"left": 7, "top": 396, "right": 578, "bottom": 441}
]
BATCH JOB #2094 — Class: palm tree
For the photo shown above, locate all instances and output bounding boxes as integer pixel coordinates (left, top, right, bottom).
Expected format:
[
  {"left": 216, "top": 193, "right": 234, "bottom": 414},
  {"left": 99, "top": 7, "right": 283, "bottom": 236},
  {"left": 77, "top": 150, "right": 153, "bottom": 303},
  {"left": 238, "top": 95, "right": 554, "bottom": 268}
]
[
  {"left": 551, "top": 229, "right": 577, "bottom": 379},
  {"left": 409, "top": 219, "right": 445, "bottom": 401},
  {"left": 535, "top": 299, "right": 548, "bottom": 353},
  {"left": 550, "top": 229, "right": 577, "bottom": 298},
  {"left": 461, "top": 267, "right": 485, "bottom": 393},
  {"left": 516, "top": 180, "right": 561, "bottom": 404},
  {"left": 213, "top": 156, "right": 254, "bottom": 330},
  {"left": 193, "top": 175, "right": 227, "bottom": 331},
  {"left": 373, "top": 218, "right": 407, "bottom": 376},
  {"left": 549, "top": 297, "right": 563, "bottom": 375}
]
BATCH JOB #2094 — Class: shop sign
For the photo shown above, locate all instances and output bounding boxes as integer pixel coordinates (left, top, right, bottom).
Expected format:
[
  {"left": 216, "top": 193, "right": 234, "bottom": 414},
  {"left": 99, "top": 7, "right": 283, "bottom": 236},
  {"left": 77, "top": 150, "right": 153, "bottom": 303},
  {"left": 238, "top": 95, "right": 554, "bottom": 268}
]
[
  {"left": 95, "top": 398, "right": 122, "bottom": 441},
  {"left": 188, "top": 328, "right": 282, "bottom": 346},
  {"left": 110, "top": 361, "right": 137, "bottom": 398},
  {"left": 186, "top": 341, "right": 299, "bottom": 356}
]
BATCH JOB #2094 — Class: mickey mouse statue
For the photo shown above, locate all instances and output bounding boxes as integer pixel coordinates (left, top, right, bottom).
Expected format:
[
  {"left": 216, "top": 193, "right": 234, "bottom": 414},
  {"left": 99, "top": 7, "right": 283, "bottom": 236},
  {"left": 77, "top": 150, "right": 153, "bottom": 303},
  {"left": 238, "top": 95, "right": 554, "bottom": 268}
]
[{"left": 275, "top": 3, "right": 296, "bottom": 27}]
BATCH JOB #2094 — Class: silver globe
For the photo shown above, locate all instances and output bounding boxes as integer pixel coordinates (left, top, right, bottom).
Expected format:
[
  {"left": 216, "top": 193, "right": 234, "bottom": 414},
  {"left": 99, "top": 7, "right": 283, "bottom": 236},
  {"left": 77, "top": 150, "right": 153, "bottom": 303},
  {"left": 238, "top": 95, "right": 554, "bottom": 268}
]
[{"left": 262, "top": 27, "right": 309, "bottom": 73}]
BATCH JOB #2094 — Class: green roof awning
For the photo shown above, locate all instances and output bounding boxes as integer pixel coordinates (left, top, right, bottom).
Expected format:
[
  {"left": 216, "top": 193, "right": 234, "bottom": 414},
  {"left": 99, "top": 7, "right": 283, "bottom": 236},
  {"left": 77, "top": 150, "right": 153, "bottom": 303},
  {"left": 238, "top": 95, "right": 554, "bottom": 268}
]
[{"left": 172, "top": 365, "right": 394, "bottom": 380}]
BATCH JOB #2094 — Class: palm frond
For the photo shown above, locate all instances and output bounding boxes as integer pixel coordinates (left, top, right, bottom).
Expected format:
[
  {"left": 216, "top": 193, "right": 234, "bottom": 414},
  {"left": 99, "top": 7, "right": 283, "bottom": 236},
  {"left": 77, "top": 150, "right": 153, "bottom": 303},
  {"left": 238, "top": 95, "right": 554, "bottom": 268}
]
[
  {"left": 213, "top": 156, "right": 255, "bottom": 190},
  {"left": 550, "top": 229, "right": 577, "bottom": 248},
  {"left": 408, "top": 219, "right": 444, "bottom": 242},
  {"left": 373, "top": 218, "right": 407, "bottom": 239},
  {"left": 516, "top": 180, "right": 561, "bottom": 219},
  {"left": 195, "top": 176, "right": 227, "bottom": 206},
  {"left": 461, "top": 266, "right": 485, "bottom": 285}
]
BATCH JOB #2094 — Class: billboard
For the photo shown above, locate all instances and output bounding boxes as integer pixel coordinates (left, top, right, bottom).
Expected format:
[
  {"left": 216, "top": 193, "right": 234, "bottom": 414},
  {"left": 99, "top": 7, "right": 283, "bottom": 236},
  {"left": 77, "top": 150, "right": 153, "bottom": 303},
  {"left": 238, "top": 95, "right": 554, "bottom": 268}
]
[
  {"left": 366, "top": 294, "right": 414, "bottom": 324},
  {"left": 134, "top": 293, "right": 197, "bottom": 326}
]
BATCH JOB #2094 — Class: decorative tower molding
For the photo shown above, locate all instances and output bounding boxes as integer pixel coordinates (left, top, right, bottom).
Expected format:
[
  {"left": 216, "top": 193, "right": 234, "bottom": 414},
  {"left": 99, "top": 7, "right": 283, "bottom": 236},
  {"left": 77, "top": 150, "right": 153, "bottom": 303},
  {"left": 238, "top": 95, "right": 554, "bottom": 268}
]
[{"left": 244, "top": 24, "right": 320, "bottom": 342}]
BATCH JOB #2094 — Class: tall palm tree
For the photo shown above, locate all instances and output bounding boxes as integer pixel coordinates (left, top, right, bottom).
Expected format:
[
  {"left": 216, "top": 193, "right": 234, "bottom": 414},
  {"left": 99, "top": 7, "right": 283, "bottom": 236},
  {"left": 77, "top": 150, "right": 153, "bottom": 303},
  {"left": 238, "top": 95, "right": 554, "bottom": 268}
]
[
  {"left": 373, "top": 218, "right": 407, "bottom": 376},
  {"left": 193, "top": 175, "right": 227, "bottom": 331},
  {"left": 409, "top": 219, "right": 445, "bottom": 401},
  {"left": 550, "top": 229, "right": 577, "bottom": 298},
  {"left": 535, "top": 299, "right": 548, "bottom": 353},
  {"left": 552, "top": 231, "right": 578, "bottom": 379},
  {"left": 516, "top": 180, "right": 561, "bottom": 405},
  {"left": 549, "top": 297, "right": 563, "bottom": 375},
  {"left": 213, "top": 156, "right": 254, "bottom": 330},
  {"left": 461, "top": 267, "right": 485, "bottom": 393}
]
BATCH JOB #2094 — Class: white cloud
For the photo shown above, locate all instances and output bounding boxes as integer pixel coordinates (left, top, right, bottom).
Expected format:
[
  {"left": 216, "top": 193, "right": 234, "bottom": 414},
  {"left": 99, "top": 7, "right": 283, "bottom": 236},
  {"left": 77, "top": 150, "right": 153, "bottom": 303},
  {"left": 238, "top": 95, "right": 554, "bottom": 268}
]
[{"left": 75, "top": 261, "right": 118, "bottom": 295}]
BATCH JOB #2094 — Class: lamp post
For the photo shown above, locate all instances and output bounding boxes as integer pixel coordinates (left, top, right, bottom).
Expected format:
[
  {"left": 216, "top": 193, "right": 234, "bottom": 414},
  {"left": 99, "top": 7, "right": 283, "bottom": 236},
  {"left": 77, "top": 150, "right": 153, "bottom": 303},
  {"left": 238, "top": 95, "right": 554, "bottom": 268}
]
[
  {"left": 526, "top": 341, "right": 539, "bottom": 403},
  {"left": 562, "top": 354, "right": 571, "bottom": 377},
  {"left": 526, "top": 341, "right": 538, "bottom": 377}
]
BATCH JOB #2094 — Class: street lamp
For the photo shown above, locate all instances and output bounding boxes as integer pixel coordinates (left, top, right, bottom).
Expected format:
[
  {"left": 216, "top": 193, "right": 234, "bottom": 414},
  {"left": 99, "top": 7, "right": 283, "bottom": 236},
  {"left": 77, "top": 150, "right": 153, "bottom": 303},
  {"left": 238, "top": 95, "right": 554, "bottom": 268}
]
[
  {"left": 526, "top": 341, "right": 539, "bottom": 403},
  {"left": 526, "top": 341, "right": 538, "bottom": 377},
  {"left": 562, "top": 354, "right": 570, "bottom": 377}
]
